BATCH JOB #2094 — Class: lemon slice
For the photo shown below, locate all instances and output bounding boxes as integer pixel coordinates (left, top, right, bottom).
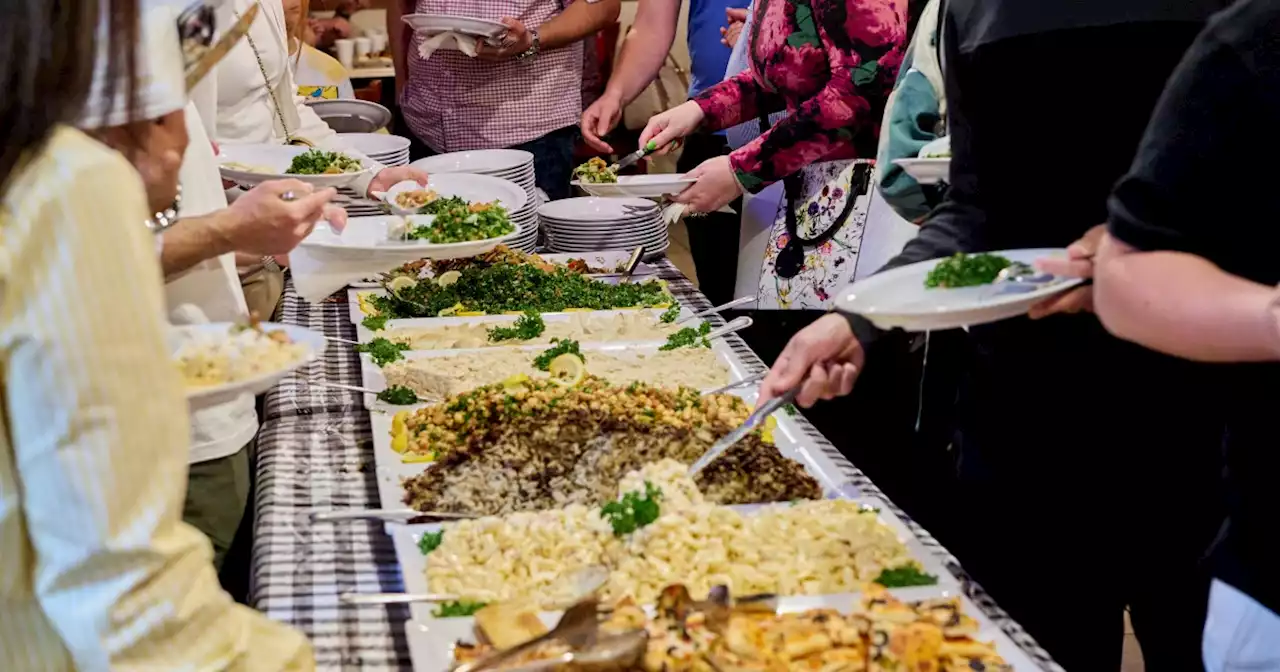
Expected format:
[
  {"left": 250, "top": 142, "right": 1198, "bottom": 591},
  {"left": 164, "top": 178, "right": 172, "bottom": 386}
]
[
  {"left": 391, "top": 432, "right": 409, "bottom": 454},
  {"left": 437, "top": 302, "right": 465, "bottom": 317},
  {"left": 548, "top": 353, "right": 585, "bottom": 387},
  {"left": 388, "top": 276, "right": 416, "bottom": 293},
  {"left": 402, "top": 452, "right": 435, "bottom": 464},
  {"left": 458, "top": 310, "right": 487, "bottom": 316},
  {"left": 437, "top": 270, "right": 462, "bottom": 287},
  {"left": 761, "top": 415, "right": 778, "bottom": 444},
  {"left": 391, "top": 410, "right": 408, "bottom": 434}
]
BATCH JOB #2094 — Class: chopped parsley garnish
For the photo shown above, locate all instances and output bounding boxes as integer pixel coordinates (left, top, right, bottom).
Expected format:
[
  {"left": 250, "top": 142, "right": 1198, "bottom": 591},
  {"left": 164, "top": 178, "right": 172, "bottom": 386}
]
[
  {"left": 377, "top": 385, "right": 419, "bottom": 405},
  {"left": 532, "top": 338, "right": 583, "bottom": 371},
  {"left": 408, "top": 196, "right": 515, "bottom": 244},
  {"left": 923, "top": 253, "right": 1012, "bottom": 289},
  {"left": 285, "top": 148, "right": 361, "bottom": 175},
  {"left": 366, "top": 264, "right": 672, "bottom": 319},
  {"left": 361, "top": 314, "right": 389, "bottom": 331},
  {"left": 418, "top": 530, "right": 444, "bottom": 555},
  {"left": 659, "top": 321, "right": 712, "bottom": 351},
  {"left": 873, "top": 565, "right": 938, "bottom": 588},
  {"left": 600, "top": 482, "right": 663, "bottom": 536},
  {"left": 487, "top": 310, "right": 546, "bottom": 342},
  {"left": 356, "top": 337, "right": 410, "bottom": 366},
  {"left": 782, "top": 404, "right": 799, "bottom": 417},
  {"left": 659, "top": 304, "right": 681, "bottom": 323},
  {"left": 433, "top": 600, "right": 488, "bottom": 618}
]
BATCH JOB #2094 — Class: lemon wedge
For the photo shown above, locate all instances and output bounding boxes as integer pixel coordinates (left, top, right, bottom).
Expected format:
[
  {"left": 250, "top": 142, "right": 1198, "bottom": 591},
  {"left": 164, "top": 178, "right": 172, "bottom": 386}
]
[
  {"left": 548, "top": 353, "right": 585, "bottom": 387},
  {"left": 402, "top": 452, "right": 435, "bottom": 464},
  {"left": 391, "top": 410, "right": 408, "bottom": 434},
  {"left": 388, "top": 276, "right": 416, "bottom": 293},
  {"left": 761, "top": 415, "right": 778, "bottom": 444},
  {"left": 391, "top": 432, "right": 409, "bottom": 454},
  {"left": 458, "top": 310, "right": 487, "bottom": 316},
  {"left": 437, "top": 270, "right": 462, "bottom": 286},
  {"left": 357, "top": 292, "right": 377, "bottom": 315}
]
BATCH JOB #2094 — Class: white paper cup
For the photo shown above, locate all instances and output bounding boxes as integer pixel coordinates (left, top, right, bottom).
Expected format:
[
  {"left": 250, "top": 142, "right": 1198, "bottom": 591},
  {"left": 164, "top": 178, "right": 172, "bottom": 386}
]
[
  {"left": 354, "top": 37, "right": 371, "bottom": 60},
  {"left": 335, "top": 38, "right": 354, "bottom": 68}
]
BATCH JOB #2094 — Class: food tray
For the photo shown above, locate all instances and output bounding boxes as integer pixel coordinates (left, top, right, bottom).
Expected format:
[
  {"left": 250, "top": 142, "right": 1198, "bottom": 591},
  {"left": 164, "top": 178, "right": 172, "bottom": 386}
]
[
  {"left": 364, "top": 338, "right": 851, "bottom": 510},
  {"left": 400, "top": 585, "right": 1044, "bottom": 671},
  {"left": 348, "top": 285, "right": 673, "bottom": 325},
  {"left": 352, "top": 307, "right": 686, "bottom": 346},
  {"left": 387, "top": 495, "right": 959, "bottom": 625},
  {"left": 348, "top": 251, "right": 658, "bottom": 288}
]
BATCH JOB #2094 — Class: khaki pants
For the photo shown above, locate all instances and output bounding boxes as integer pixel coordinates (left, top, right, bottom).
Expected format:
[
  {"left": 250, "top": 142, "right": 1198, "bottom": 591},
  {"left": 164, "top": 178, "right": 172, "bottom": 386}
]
[
  {"left": 183, "top": 447, "right": 251, "bottom": 571},
  {"left": 239, "top": 265, "right": 285, "bottom": 321}
]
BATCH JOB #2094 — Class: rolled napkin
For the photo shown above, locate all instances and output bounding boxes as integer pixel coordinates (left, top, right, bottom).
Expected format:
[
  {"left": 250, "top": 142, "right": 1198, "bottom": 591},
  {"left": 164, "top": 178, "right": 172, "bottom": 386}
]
[
  {"left": 417, "top": 32, "right": 479, "bottom": 60},
  {"left": 662, "top": 201, "right": 737, "bottom": 226},
  {"left": 289, "top": 244, "right": 427, "bottom": 303}
]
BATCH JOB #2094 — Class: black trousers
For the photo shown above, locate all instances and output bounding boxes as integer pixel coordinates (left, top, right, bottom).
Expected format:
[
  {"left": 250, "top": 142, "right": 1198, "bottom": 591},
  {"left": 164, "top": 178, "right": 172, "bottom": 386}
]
[{"left": 676, "top": 132, "right": 742, "bottom": 307}]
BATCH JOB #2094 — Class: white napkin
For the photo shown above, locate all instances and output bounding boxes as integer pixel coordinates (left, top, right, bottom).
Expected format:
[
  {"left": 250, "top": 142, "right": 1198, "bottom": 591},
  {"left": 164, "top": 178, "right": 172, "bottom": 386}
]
[
  {"left": 289, "top": 245, "right": 428, "bottom": 303},
  {"left": 417, "top": 32, "right": 480, "bottom": 60},
  {"left": 662, "top": 202, "right": 737, "bottom": 226}
]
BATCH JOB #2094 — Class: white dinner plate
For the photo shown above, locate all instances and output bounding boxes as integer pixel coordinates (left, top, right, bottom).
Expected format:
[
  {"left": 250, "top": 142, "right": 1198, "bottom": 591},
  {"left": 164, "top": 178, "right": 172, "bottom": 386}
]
[
  {"left": 177, "top": 322, "right": 326, "bottom": 409},
  {"left": 892, "top": 157, "right": 950, "bottom": 185},
  {"left": 546, "top": 228, "right": 665, "bottom": 244},
  {"left": 401, "top": 13, "right": 506, "bottom": 37},
  {"left": 573, "top": 174, "right": 697, "bottom": 198},
  {"left": 835, "top": 248, "right": 1083, "bottom": 331},
  {"left": 217, "top": 144, "right": 373, "bottom": 189},
  {"left": 301, "top": 215, "right": 521, "bottom": 259},
  {"left": 304, "top": 99, "right": 393, "bottom": 133},
  {"left": 538, "top": 196, "right": 659, "bottom": 221},
  {"left": 337, "top": 132, "right": 411, "bottom": 157},
  {"left": 411, "top": 149, "right": 533, "bottom": 175}
]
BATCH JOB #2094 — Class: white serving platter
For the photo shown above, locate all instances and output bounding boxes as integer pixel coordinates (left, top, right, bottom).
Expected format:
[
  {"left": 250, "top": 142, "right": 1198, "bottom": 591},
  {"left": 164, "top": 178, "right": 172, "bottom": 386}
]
[
  {"left": 401, "top": 584, "right": 1044, "bottom": 671},
  {"left": 300, "top": 215, "right": 521, "bottom": 260},
  {"left": 177, "top": 322, "right": 327, "bottom": 409},
  {"left": 387, "top": 494, "right": 957, "bottom": 625},
  {"left": 835, "top": 248, "right": 1083, "bottom": 332},
  {"left": 573, "top": 174, "right": 698, "bottom": 198},
  {"left": 217, "top": 144, "right": 373, "bottom": 189},
  {"left": 355, "top": 306, "right": 677, "bottom": 346}
]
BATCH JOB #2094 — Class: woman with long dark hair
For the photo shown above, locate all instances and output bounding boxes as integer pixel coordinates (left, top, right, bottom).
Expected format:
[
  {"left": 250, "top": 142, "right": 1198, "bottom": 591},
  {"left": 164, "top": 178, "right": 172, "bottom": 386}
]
[{"left": 0, "top": 1, "right": 312, "bottom": 667}]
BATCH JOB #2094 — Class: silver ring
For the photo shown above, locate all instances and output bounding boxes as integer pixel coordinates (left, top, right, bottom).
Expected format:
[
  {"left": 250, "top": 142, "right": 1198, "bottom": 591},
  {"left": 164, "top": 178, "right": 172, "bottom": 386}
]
[{"left": 281, "top": 191, "right": 296, "bottom": 202}]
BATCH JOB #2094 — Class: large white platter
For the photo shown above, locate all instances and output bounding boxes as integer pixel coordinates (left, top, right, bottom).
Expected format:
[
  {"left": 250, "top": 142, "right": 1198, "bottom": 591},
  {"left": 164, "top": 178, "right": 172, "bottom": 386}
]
[
  {"left": 300, "top": 215, "right": 521, "bottom": 259},
  {"left": 365, "top": 338, "right": 850, "bottom": 512},
  {"left": 177, "top": 322, "right": 326, "bottom": 409},
  {"left": 355, "top": 306, "right": 676, "bottom": 347},
  {"left": 388, "top": 494, "right": 957, "bottom": 625},
  {"left": 835, "top": 248, "right": 1083, "bottom": 332},
  {"left": 347, "top": 251, "right": 658, "bottom": 290},
  {"left": 573, "top": 174, "right": 698, "bottom": 198},
  {"left": 218, "top": 144, "right": 373, "bottom": 189},
  {"left": 401, "top": 584, "right": 1044, "bottom": 671}
]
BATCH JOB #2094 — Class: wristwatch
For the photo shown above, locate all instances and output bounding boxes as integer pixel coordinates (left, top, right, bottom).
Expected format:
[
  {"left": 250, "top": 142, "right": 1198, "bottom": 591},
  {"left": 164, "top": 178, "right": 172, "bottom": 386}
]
[{"left": 517, "top": 29, "right": 541, "bottom": 60}]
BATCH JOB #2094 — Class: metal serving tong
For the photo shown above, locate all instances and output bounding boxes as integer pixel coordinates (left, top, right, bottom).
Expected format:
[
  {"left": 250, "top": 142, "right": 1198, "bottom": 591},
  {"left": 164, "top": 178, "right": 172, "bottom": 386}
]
[
  {"left": 676, "top": 295, "right": 756, "bottom": 325},
  {"left": 701, "top": 371, "right": 766, "bottom": 396},
  {"left": 309, "top": 508, "right": 479, "bottom": 523},
  {"left": 687, "top": 385, "right": 800, "bottom": 477}
]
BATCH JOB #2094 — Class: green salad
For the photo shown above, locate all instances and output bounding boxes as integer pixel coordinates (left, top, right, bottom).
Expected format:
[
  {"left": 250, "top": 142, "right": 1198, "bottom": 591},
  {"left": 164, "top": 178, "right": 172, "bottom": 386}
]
[
  {"left": 406, "top": 196, "right": 515, "bottom": 244},
  {"left": 573, "top": 157, "right": 618, "bottom": 184},
  {"left": 285, "top": 149, "right": 362, "bottom": 175},
  {"left": 924, "top": 253, "right": 1012, "bottom": 289},
  {"left": 368, "top": 264, "right": 673, "bottom": 318}
]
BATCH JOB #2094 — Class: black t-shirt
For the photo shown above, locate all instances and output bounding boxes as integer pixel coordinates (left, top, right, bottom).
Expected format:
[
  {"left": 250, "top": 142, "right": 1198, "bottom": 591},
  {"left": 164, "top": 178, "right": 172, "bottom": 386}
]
[{"left": 1108, "top": 0, "right": 1280, "bottom": 617}]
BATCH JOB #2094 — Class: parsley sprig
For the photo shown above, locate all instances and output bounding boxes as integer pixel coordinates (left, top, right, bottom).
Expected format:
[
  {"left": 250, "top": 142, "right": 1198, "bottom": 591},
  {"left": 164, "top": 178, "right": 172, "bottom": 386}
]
[
  {"left": 659, "top": 304, "right": 681, "bottom": 323},
  {"left": 659, "top": 321, "right": 712, "bottom": 351},
  {"left": 433, "top": 600, "right": 488, "bottom": 617},
  {"left": 487, "top": 310, "right": 546, "bottom": 342},
  {"left": 377, "top": 385, "right": 419, "bottom": 405},
  {"left": 418, "top": 530, "right": 444, "bottom": 555},
  {"left": 873, "top": 565, "right": 938, "bottom": 587},
  {"left": 600, "top": 482, "right": 663, "bottom": 536},
  {"left": 356, "top": 337, "right": 410, "bottom": 367},
  {"left": 923, "top": 253, "right": 1012, "bottom": 289},
  {"left": 361, "top": 314, "right": 389, "bottom": 331}
]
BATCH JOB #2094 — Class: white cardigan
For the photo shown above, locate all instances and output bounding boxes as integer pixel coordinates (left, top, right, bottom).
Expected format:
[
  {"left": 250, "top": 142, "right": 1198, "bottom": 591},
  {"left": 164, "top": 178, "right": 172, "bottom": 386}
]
[{"left": 213, "top": 0, "right": 381, "bottom": 196}]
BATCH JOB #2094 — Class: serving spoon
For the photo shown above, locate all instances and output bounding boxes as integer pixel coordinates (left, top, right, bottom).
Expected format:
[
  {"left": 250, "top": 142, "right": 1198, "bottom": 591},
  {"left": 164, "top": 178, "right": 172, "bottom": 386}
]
[{"left": 309, "top": 508, "right": 480, "bottom": 523}]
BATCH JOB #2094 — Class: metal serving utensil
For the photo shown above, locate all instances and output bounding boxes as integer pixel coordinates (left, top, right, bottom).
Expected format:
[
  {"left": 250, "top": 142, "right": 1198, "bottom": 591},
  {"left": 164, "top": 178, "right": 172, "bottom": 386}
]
[
  {"left": 704, "top": 316, "right": 753, "bottom": 341},
  {"left": 495, "top": 629, "right": 649, "bottom": 672},
  {"left": 676, "top": 295, "right": 756, "bottom": 325},
  {"left": 687, "top": 386, "right": 799, "bottom": 477},
  {"left": 701, "top": 371, "right": 766, "bottom": 396},
  {"left": 309, "top": 508, "right": 480, "bottom": 523},
  {"left": 454, "top": 599, "right": 602, "bottom": 672}
]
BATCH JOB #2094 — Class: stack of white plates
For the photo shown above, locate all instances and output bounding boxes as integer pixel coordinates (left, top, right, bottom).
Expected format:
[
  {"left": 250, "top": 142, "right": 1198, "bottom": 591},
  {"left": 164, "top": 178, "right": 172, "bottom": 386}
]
[
  {"left": 339, "top": 133, "right": 411, "bottom": 167},
  {"left": 538, "top": 197, "right": 668, "bottom": 260},
  {"left": 409, "top": 149, "right": 540, "bottom": 252}
]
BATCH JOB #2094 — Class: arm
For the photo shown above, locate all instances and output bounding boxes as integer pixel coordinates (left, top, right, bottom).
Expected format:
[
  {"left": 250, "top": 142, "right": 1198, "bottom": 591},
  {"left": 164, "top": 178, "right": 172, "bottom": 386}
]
[
  {"left": 158, "top": 211, "right": 236, "bottom": 277},
  {"left": 538, "top": 0, "right": 621, "bottom": 51},
  {"left": 1095, "top": 234, "right": 1280, "bottom": 362},
  {"left": 692, "top": 70, "right": 787, "bottom": 135},
  {"left": 5, "top": 141, "right": 312, "bottom": 669},
  {"left": 715, "top": 0, "right": 906, "bottom": 192},
  {"left": 600, "top": 0, "right": 681, "bottom": 107}
]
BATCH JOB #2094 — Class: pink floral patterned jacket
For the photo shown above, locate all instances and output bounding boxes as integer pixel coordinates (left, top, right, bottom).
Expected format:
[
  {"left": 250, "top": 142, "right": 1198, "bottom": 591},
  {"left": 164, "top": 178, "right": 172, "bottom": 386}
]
[{"left": 694, "top": 0, "right": 907, "bottom": 192}]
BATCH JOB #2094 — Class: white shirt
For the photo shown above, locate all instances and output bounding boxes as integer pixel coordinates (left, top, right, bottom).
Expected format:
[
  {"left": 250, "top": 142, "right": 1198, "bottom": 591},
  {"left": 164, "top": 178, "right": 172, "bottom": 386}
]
[
  {"left": 169, "top": 99, "right": 259, "bottom": 465},
  {"left": 213, "top": 0, "right": 381, "bottom": 196}
]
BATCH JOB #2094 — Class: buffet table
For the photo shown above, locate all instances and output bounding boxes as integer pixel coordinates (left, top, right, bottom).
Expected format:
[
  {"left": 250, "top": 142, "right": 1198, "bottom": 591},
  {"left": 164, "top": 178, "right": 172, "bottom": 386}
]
[{"left": 249, "top": 260, "right": 1064, "bottom": 671}]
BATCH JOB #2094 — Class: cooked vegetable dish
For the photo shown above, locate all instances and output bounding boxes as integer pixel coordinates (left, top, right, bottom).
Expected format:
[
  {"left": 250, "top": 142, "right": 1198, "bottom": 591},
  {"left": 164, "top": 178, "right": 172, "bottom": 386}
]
[
  {"left": 403, "top": 196, "right": 515, "bottom": 244},
  {"left": 284, "top": 148, "right": 362, "bottom": 175},
  {"left": 924, "top": 252, "right": 1012, "bottom": 289},
  {"left": 573, "top": 156, "right": 618, "bottom": 184}
]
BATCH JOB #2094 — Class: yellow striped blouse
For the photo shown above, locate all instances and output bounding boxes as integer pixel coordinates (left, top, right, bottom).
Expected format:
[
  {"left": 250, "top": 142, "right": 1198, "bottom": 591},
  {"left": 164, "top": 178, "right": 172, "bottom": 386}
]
[{"left": 0, "top": 127, "right": 313, "bottom": 671}]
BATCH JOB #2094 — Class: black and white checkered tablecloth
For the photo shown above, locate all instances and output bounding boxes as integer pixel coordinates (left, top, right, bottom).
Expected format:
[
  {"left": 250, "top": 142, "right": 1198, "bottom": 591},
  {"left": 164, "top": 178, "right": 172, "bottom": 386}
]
[{"left": 251, "top": 261, "right": 1064, "bottom": 671}]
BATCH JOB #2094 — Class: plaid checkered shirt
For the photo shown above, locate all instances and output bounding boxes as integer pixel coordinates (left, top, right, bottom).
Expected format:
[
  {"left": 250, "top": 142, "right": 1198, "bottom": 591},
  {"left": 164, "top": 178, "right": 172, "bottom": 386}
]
[{"left": 402, "top": 0, "right": 583, "bottom": 152}]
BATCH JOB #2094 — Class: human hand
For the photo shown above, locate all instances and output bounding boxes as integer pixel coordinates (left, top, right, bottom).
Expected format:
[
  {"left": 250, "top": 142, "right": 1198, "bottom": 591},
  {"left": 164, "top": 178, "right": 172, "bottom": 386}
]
[
  {"left": 476, "top": 17, "right": 533, "bottom": 61},
  {"left": 759, "top": 313, "right": 865, "bottom": 408},
  {"left": 673, "top": 156, "right": 744, "bottom": 213},
  {"left": 1028, "top": 224, "right": 1104, "bottom": 319},
  {"left": 367, "top": 165, "right": 429, "bottom": 198},
  {"left": 638, "top": 101, "right": 705, "bottom": 154},
  {"left": 221, "top": 179, "right": 338, "bottom": 256},
  {"left": 720, "top": 7, "right": 748, "bottom": 47},
  {"left": 582, "top": 92, "right": 624, "bottom": 153}
]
